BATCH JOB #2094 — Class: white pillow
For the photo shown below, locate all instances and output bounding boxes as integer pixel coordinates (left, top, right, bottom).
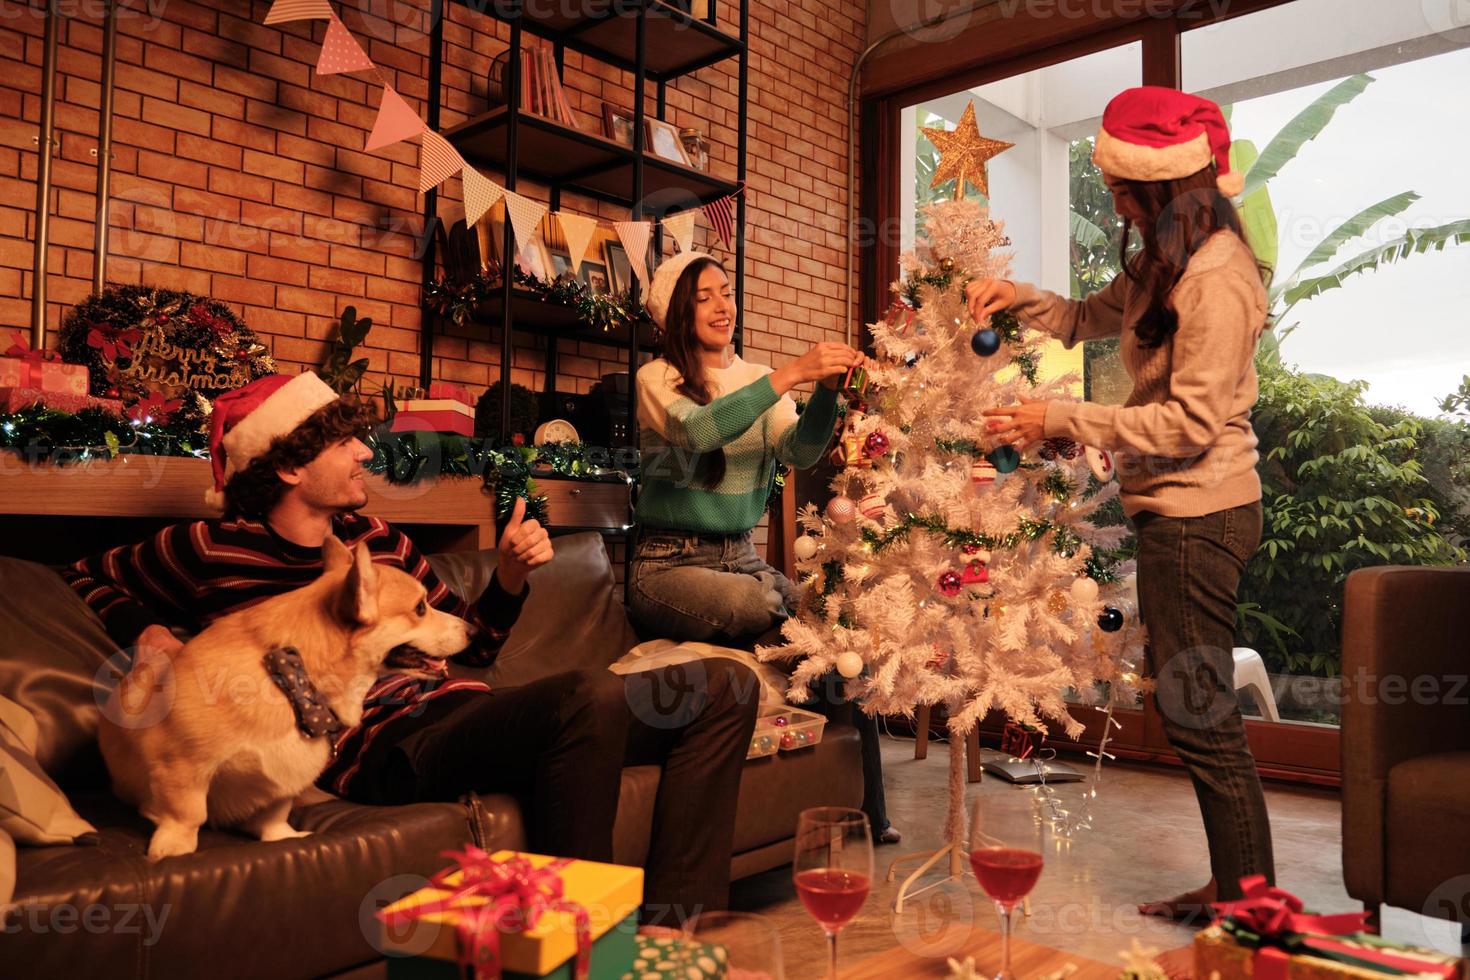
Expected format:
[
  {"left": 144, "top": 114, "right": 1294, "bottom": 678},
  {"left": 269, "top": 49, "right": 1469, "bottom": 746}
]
[
  {"left": 609, "top": 640, "right": 791, "bottom": 704},
  {"left": 0, "top": 695, "right": 97, "bottom": 846}
]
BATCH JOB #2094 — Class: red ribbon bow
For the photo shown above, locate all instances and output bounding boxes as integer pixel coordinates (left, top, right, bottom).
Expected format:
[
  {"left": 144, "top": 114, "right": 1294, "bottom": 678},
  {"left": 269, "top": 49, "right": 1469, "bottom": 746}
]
[
  {"left": 1211, "top": 875, "right": 1367, "bottom": 939},
  {"left": 6, "top": 330, "right": 57, "bottom": 364},
  {"left": 1209, "top": 876, "right": 1453, "bottom": 980},
  {"left": 378, "top": 846, "right": 591, "bottom": 980}
]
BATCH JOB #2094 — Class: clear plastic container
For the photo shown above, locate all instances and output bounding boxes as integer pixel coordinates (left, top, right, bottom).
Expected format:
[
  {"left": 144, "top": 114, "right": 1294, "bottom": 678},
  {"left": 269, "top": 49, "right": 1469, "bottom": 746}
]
[{"left": 746, "top": 705, "right": 827, "bottom": 759}]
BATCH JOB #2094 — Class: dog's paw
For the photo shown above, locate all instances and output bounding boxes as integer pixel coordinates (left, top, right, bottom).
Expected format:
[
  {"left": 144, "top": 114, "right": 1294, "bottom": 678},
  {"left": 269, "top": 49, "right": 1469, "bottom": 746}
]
[
  {"left": 147, "top": 825, "right": 199, "bottom": 860},
  {"left": 259, "top": 824, "right": 312, "bottom": 843}
]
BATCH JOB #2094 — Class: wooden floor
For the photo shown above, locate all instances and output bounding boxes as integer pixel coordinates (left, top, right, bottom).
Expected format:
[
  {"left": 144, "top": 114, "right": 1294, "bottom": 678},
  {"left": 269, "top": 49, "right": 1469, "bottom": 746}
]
[{"left": 731, "top": 732, "right": 1467, "bottom": 978}]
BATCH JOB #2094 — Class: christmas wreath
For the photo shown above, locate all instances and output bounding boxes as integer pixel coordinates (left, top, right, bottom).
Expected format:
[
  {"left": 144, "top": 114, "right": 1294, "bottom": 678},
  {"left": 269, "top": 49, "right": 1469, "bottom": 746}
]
[{"left": 56, "top": 284, "right": 277, "bottom": 430}]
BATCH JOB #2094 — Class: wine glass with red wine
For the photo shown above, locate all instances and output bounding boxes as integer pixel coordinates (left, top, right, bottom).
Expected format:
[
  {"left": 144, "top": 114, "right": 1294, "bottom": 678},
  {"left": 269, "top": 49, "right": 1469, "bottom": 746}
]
[
  {"left": 969, "top": 790, "right": 1046, "bottom": 980},
  {"left": 793, "top": 806, "right": 873, "bottom": 980}
]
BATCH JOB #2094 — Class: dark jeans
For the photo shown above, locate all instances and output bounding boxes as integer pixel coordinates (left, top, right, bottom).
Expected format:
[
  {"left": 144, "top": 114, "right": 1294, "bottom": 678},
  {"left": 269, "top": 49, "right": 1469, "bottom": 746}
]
[
  {"left": 1133, "top": 500, "right": 1275, "bottom": 901},
  {"left": 344, "top": 664, "right": 759, "bottom": 923}
]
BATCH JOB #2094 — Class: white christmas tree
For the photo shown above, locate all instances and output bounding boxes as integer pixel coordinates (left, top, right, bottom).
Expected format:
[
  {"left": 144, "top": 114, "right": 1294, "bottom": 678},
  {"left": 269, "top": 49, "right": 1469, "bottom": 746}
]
[{"left": 759, "top": 197, "right": 1146, "bottom": 851}]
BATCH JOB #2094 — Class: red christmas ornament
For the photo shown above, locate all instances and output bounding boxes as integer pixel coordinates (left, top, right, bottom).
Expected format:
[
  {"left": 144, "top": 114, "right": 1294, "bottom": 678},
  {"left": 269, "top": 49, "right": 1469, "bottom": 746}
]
[
  {"left": 937, "top": 570, "right": 963, "bottom": 597},
  {"left": 863, "top": 431, "right": 890, "bottom": 458},
  {"left": 962, "top": 560, "right": 989, "bottom": 585}
]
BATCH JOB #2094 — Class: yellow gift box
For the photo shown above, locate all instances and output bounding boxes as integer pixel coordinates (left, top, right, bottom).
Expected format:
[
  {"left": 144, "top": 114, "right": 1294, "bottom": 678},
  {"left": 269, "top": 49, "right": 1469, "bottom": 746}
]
[
  {"left": 1194, "top": 923, "right": 1465, "bottom": 980},
  {"left": 378, "top": 851, "right": 644, "bottom": 977}
]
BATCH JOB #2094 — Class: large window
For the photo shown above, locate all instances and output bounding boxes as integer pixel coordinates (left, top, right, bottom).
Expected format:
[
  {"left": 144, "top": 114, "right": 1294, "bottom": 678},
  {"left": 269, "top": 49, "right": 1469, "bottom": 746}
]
[
  {"left": 892, "top": 0, "right": 1470, "bottom": 733},
  {"left": 899, "top": 42, "right": 1143, "bottom": 389}
]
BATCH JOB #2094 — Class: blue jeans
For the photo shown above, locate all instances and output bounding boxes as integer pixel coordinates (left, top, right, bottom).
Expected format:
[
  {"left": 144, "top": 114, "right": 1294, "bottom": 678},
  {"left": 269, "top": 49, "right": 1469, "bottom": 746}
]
[
  {"left": 1134, "top": 501, "right": 1275, "bottom": 901},
  {"left": 630, "top": 529, "right": 799, "bottom": 643}
]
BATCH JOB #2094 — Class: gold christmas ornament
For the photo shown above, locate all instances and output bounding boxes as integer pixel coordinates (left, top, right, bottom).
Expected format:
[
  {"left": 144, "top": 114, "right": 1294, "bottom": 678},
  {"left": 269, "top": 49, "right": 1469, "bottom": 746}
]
[
  {"left": 939, "top": 257, "right": 956, "bottom": 274},
  {"left": 1046, "top": 590, "right": 1069, "bottom": 614},
  {"left": 922, "top": 101, "right": 1016, "bottom": 200}
]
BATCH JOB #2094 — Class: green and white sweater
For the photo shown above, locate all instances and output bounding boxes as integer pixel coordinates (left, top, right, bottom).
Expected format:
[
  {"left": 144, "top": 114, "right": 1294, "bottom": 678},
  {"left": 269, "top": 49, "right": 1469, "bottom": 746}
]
[{"left": 636, "top": 355, "right": 840, "bottom": 534}]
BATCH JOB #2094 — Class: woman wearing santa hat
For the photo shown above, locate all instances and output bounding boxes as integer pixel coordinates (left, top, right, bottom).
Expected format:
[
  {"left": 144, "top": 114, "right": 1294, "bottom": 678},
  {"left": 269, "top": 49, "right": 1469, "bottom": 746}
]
[
  {"left": 968, "top": 87, "right": 1275, "bottom": 917},
  {"left": 632, "top": 252, "right": 902, "bottom": 845}
]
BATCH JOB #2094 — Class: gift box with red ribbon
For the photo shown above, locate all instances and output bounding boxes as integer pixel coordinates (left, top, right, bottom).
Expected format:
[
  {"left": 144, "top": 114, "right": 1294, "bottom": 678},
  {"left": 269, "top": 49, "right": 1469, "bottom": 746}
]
[
  {"left": 1195, "top": 876, "right": 1465, "bottom": 980},
  {"left": 2, "top": 331, "right": 90, "bottom": 396},
  {"left": 0, "top": 387, "right": 123, "bottom": 416},
  {"left": 391, "top": 399, "right": 475, "bottom": 437},
  {"left": 377, "top": 848, "right": 643, "bottom": 980}
]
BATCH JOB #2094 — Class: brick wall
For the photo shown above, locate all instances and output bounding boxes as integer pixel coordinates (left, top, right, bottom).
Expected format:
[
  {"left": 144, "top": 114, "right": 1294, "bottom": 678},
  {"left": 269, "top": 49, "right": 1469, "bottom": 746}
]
[{"left": 0, "top": 0, "right": 863, "bottom": 403}]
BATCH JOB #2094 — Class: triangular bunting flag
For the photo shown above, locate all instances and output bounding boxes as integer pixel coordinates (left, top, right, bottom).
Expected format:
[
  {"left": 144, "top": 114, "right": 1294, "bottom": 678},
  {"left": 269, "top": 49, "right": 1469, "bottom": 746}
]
[
  {"left": 613, "top": 220, "right": 654, "bottom": 287},
  {"left": 264, "top": 0, "right": 332, "bottom": 25},
  {"left": 504, "top": 191, "right": 550, "bottom": 252},
  {"left": 418, "top": 130, "right": 464, "bottom": 194},
  {"left": 365, "top": 84, "right": 425, "bottom": 152},
  {"left": 555, "top": 212, "right": 599, "bottom": 273},
  {"left": 700, "top": 183, "right": 744, "bottom": 249},
  {"left": 462, "top": 166, "right": 504, "bottom": 228},
  {"left": 663, "top": 210, "right": 696, "bottom": 254},
  {"left": 317, "top": 13, "right": 374, "bottom": 75}
]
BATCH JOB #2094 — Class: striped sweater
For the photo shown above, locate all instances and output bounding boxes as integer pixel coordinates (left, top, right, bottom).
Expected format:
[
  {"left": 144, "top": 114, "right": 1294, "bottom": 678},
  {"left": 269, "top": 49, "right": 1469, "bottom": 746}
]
[
  {"left": 635, "top": 355, "right": 840, "bottom": 534},
  {"left": 62, "top": 513, "right": 524, "bottom": 794}
]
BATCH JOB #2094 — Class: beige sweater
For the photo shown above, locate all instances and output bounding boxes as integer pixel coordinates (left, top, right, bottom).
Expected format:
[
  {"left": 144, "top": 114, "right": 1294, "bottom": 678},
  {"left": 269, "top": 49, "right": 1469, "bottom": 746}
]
[{"left": 1010, "top": 230, "right": 1268, "bottom": 518}]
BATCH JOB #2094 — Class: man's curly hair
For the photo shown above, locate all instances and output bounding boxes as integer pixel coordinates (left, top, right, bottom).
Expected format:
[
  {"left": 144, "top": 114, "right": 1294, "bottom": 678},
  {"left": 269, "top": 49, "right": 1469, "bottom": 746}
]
[{"left": 223, "top": 398, "right": 378, "bottom": 519}]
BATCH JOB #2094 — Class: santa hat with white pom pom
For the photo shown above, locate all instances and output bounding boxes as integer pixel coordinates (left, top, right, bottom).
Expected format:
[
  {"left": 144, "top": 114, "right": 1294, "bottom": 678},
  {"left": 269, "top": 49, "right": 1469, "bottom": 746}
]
[
  {"left": 203, "top": 372, "right": 340, "bottom": 511},
  {"left": 1091, "top": 86, "right": 1244, "bottom": 198}
]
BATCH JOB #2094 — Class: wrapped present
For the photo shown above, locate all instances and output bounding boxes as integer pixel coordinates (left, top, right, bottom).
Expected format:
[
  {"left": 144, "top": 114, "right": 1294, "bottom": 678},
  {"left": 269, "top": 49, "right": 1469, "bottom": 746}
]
[
  {"left": 1195, "top": 877, "right": 1465, "bottom": 980},
  {"left": 841, "top": 364, "right": 870, "bottom": 401},
  {"left": 391, "top": 399, "right": 475, "bottom": 437},
  {"left": 2, "top": 331, "right": 89, "bottom": 395},
  {"left": 428, "top": 381, "right": 473, "bottom": 405},
  {"left": 378, "top": 847, "right": 643, "bottom": 980},
  {"left": 0, "top": 387, "right": 123, "bottom": 416},
  {"left": 619, "top": 934, "right": 727, "bottom": 979},
  {"left": 1000, "top": 721, "right": 1041, "bottom": 760}
]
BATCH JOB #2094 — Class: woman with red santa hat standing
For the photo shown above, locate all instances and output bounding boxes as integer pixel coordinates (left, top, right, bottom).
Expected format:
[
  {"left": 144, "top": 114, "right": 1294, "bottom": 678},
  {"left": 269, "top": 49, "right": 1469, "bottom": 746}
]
[{"left": 968, "top": 87, "right": 1275, "bottom": 919}]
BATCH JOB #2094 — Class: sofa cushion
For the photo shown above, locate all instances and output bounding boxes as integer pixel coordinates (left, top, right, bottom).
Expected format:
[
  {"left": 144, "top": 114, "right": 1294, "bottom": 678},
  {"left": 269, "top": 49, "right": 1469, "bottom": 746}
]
[
  {"left": 0, "top": 558, "right": 117, "bottom": 787},
  {"left": 431, "top": 532, "right": 639, "bottom": 688},
  {"left": 0, "top": 695, "right": 97, "bottom": 844},
  {"left": 8, "top": 791, "right": 476, "bottom": 979},
  {"left": 1386, "top": 749, "right": 1470, "bottom": 916}
]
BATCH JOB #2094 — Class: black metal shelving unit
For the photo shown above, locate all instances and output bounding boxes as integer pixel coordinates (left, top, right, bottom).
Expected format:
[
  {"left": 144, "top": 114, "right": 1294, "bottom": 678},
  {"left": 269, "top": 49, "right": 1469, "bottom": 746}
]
[{"left": 417, "top": 0, "right": 749, "bottom": 586}]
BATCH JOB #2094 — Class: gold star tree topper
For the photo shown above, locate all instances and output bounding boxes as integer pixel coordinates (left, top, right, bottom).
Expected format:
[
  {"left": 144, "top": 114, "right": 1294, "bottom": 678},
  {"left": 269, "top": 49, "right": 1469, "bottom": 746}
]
[{"left": 923, "top": 101, "right": 1015, "bottom": 200}]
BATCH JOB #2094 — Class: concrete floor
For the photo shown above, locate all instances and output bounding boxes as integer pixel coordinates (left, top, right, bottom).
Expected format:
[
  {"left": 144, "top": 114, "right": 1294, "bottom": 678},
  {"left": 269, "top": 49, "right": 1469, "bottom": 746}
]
[{"left": 730, "top": 733, "right": 1466, "bottom": 977}]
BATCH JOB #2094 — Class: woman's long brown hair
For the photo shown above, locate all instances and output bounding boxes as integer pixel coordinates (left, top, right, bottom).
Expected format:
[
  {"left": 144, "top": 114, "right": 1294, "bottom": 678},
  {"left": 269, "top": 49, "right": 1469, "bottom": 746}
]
[
  {"left": 1113, "top": 166, "right": 1272, "bottom": 348},
  {"left": 660, "top": 255, "right": 728, "bottom": 488}
]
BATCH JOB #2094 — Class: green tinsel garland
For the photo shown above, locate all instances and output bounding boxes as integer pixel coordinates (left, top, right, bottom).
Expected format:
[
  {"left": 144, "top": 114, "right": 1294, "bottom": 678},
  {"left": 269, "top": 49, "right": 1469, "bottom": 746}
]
[
  {"left": 0, "top": 408, "right": 644, "bottom": 527},
  {"left": 424, "top": 264, "right": 655, "bottom": 337},
  {"left": 0, "top": 405, "right": 205, "bottom": 462},
  {"left": 852, "top": 511, "right": 1122, "bottom": 585}
]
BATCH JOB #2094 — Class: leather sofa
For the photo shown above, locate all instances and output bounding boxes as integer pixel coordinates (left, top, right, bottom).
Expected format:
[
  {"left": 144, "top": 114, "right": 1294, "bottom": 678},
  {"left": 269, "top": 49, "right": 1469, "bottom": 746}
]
[
  {"left": 1340, "top": 564, "right": 1470, "bottom": 937},
  {"left": 2, "top": 532, "right": 863, "bottom": 978}
]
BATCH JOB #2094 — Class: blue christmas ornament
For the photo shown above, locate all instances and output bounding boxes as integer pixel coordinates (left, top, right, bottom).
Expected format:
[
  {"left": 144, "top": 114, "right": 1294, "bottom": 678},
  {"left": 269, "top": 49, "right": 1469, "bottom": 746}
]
[
  {"left": 1097, "top": 607, "right": 1124, "bottom": 633},
  {"left": 970, "top": 327, "right": 1001, "bottom": 356},
  {"left": 987, "top": 444, "right": 1021, "bottom": 473}
]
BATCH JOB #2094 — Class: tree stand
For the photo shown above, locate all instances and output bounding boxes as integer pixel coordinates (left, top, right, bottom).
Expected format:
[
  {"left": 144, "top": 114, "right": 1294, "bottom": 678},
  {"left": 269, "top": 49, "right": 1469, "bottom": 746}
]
[{"left": 887, "top": 717, "right": 974, "bottom": 914}]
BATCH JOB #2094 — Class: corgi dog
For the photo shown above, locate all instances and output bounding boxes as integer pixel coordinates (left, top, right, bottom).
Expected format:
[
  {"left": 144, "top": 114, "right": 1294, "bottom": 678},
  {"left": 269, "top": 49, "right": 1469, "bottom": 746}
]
[{"left": 99, "top": 537, "right": 474, "bottom": 860}]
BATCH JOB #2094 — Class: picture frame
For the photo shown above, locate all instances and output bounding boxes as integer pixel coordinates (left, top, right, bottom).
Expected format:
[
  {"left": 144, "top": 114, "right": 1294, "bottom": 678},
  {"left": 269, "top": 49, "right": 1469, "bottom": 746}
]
[
  {"left": 580, "top": 261, "right": 611, "bottom": 297},
  {"left": 604, "top": 242, "right": 631, "bottom": 295},
  {"left": 549, "top": 249, "right": 576, "bottom": 280},
  {"left": 517, "top": 237, "right": 553, "bottom": 283},
  {"left": 644, "top": 117, "right": 691, "bottom": 166},
  {"left": 601, "top": 103, "right": 635, "bottom": 147}
]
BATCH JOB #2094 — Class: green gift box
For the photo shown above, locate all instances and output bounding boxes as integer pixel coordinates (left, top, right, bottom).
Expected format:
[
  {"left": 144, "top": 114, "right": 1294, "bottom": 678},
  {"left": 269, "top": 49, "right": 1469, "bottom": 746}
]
[{"left": 620, "top": 934, "right": 728, "bottom": 980}]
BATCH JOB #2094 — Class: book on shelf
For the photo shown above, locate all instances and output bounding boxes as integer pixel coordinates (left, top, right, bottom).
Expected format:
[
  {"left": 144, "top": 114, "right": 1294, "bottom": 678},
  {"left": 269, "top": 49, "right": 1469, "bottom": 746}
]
[{"left": 491, "top": 44, "right": 576, "bottom": 128}]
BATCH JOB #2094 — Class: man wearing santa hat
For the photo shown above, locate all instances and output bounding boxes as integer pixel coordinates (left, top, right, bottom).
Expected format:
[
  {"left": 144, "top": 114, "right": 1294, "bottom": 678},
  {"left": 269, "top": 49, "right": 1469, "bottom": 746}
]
[{"left": 64, "top": 371, "right": 758, "bottom": 921}]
